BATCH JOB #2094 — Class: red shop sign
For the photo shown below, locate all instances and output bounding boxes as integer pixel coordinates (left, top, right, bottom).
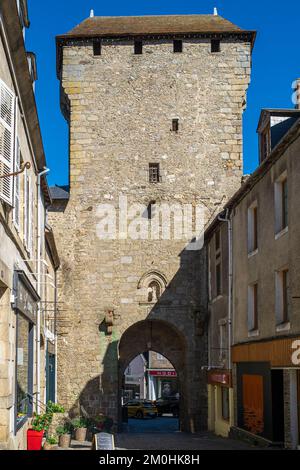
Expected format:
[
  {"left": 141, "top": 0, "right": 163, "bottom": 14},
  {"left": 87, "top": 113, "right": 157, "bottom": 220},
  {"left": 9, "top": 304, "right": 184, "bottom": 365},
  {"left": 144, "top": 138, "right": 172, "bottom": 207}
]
[{"left": 149, "top": 370, "right": 177, "bottom": 377}]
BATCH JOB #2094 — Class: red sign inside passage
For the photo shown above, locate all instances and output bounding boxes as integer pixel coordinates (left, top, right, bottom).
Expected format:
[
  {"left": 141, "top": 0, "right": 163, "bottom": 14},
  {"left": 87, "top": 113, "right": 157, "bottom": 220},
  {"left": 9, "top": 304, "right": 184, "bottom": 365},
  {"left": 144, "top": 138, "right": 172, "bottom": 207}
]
[{"left": 149, "top": 370, "right": 177, "bottom": 377}]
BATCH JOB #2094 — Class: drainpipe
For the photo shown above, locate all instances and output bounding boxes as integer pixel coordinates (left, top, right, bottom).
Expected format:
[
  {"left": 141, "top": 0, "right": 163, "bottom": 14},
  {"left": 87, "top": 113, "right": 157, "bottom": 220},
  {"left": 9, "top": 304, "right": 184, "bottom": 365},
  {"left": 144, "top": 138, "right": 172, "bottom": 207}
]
[
  {"left": 217, "top": 209, "right": 233, "bottom": 369},
  {"left": 36, "top": 168, "right": 50, "bottom": 413},
  {"left": 54, "top": 269, "right": 58, "bottom": 403}
]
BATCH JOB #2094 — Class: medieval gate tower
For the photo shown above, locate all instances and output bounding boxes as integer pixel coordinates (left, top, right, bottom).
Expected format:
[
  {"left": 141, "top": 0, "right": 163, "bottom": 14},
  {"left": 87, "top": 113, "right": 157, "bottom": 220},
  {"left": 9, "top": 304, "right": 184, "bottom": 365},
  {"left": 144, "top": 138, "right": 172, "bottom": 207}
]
[{"left": 50, "top": 14, "right": 255, "bottom": 432}]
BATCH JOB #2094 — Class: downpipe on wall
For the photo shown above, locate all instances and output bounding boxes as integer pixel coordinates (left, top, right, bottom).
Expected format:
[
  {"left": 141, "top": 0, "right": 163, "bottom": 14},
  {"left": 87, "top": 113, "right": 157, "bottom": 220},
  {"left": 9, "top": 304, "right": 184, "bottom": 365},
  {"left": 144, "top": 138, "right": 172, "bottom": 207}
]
[
  {"left": 217, "top": 209, "right": 233, "bottom": 370},
  {"left": 36, "top": 167, "right": 50, "bottom": 413}
]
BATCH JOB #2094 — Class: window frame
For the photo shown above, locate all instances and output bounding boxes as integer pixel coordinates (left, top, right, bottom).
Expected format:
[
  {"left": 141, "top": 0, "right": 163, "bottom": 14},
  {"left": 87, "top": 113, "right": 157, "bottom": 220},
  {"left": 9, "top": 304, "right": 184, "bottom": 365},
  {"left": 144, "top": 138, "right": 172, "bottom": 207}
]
[
  {"left": 15, "top": 313, "right": 34, "bottom": 433},
  {"left": 13, "top": 138, "right": 21, "bottom": 231},
  {"left": 248, "top": 201, "right": 258, "bottom": 255},
  {"left": 221, "top": 387, "right": 230, "bottom": 422},
  {"left": 215, "top": 229, "right": 222, "bottom": 297},
  {"left": 248, "top": 282, "right": 259, "bottom": 332},
  {"left": 275, "top": 268, "right": 290, "bottom": 326},
  {"left": 259, "top": 125, "right": 271, "bottom": 163},
  {"left": 149, "top": 163, "right": 160, "bottom": 184},
  {"left": 274, "top": 171, "right": 288, "bottom": 236}
]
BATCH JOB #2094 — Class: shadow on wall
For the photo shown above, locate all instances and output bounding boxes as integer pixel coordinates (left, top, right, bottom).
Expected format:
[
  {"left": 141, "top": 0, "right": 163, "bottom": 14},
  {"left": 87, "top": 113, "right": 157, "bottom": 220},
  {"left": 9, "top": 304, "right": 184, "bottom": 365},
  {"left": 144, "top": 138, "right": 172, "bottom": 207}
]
[{"left": 67, "top": 244, "right": 208, "bottom": 432}]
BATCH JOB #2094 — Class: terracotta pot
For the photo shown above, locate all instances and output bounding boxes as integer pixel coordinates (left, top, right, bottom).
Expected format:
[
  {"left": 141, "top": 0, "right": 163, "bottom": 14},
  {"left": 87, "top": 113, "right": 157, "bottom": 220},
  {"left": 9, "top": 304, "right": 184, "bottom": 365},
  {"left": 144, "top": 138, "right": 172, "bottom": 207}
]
[
  {"left": 75, "top": 427, "right": 87, "bottom": 442},
  {"left": 43, "top": 442, "right": 55, "bottom": 451},
  {"left": 59, "top": 433, "right": 71, "bottom": 449}
]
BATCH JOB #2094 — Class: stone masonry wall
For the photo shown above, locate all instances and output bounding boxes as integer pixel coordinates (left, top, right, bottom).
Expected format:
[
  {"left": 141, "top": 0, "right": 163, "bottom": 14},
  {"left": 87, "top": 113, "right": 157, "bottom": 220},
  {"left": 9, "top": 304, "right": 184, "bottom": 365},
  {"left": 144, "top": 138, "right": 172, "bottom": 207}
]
[{"left": 49, "top": 36, "right": 252, "bottom": 431}]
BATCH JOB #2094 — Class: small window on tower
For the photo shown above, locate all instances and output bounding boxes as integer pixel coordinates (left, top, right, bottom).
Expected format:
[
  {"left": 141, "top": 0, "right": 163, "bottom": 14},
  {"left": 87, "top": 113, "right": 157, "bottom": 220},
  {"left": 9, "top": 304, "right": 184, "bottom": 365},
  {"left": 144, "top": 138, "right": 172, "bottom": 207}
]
[
  {"left": 173, "top": 40, "right": 183, "bottom": 53},
  {"left": 147, "top": 200, "right": 156, "bottom": 220},
  {"left": 149, "top": 164, "right": 160, "bottom": 183},
  {"left": 211, "top": 39, "right": 221, "bottom": 53},
  {"left": 134, "top": 40, "right": 143, "bottom": 55},
  {"left": 172, "top": 119, "right": 179, "bottom": 132},
  {"left": 93, "top": 40, "right": 101, "bottom": 56}
]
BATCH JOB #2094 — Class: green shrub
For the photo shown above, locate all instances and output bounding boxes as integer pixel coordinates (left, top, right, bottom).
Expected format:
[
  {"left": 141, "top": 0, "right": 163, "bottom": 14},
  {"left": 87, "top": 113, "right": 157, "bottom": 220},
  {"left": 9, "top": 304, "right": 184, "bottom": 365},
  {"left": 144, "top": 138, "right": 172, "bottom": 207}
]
[
  {"left": 31, "top": 413, "right": 52, "bottom": 432},
  {"left": 71, "top": 417, "right": 88, "bottom": 429},
  {"left": 46, "top": 401, "right": 65, "bottom": 414},
  {"left": 46, "top": 435, "right": 58, "bottom": 445},
  {"left": 56, "top": 422, "right": 72, "bottom": 436}
]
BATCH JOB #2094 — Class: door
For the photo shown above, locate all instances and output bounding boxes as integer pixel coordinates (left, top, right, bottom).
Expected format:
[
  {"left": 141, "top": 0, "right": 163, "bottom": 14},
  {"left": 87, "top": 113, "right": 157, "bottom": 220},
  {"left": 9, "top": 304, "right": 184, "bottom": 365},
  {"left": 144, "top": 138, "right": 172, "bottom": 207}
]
[{"left": 46, "top": 353, "right": 56, "bottom": 403}]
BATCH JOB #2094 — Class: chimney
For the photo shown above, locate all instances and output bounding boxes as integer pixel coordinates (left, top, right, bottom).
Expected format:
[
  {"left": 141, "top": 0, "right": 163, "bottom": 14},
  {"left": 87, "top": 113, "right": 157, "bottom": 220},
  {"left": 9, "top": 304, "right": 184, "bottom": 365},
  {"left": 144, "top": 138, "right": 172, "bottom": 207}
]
[
  {"left": 293, "top": 79, "right": 300, "bottom": 109},
  {"left": 90, "top": 9, "right": 95, "bottom": 18}
]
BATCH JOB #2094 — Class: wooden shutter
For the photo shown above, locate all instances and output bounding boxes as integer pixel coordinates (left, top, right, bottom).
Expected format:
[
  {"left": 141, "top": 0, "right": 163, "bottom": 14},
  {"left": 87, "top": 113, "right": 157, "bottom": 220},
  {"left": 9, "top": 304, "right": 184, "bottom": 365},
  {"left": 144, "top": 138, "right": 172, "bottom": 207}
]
[
  {"left": 28, "top": 178, "right": 34, "bottom": 254},
  {"left": 24, "top": 168, "right": 29, "bottom": 248},
  {"left": 13, "top": 139, "right": 21, "bottom": 229},
  {"left": 0, "top": 79, "right": 15, "bottom": 205}
]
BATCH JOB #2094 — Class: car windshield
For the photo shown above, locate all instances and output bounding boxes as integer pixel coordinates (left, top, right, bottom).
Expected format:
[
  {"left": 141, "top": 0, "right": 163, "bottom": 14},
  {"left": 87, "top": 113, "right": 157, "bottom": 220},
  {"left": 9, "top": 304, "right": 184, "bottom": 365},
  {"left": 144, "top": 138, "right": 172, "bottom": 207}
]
[{"left": 143, "top": 402, "right": 154, "bottom": 408}]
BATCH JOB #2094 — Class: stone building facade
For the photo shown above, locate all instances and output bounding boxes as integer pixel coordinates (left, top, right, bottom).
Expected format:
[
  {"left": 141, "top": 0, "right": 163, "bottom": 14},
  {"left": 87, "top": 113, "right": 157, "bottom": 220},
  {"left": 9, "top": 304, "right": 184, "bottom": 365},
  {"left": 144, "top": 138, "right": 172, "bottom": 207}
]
[
  {"left": 205, "top": 106, "right": 300, "bottom": 448},
  {"left": 49, "top": 14, "right": 255, "bottom": 431},
  {"left": 0, "top": 1, "right": 59, "bottom": 449}
]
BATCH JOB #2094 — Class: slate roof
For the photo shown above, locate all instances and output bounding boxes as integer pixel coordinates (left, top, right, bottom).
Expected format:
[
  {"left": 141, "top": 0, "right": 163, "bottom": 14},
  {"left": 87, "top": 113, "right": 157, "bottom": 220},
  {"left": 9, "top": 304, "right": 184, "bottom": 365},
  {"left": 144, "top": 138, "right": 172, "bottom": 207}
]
[{"left": 49, "top": 185, "right": 70, "bottom": 200}]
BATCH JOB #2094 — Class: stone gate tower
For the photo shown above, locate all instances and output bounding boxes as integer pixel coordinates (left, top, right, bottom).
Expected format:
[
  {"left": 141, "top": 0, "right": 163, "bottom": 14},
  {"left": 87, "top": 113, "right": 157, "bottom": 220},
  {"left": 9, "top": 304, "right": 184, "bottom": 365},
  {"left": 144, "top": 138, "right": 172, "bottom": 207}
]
[{"left": 50, "top": 14, "right": 255, "bottom": 432}]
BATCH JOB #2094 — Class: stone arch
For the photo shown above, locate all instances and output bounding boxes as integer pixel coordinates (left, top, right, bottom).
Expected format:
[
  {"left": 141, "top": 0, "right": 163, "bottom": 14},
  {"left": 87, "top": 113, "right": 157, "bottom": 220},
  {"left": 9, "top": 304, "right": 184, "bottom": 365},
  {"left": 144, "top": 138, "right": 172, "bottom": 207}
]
[
  {"left": 118, "top": 319, "right": 188, "bottom": 431},
  {"left": 137, "top": 270, "right": 168, "bottom": 302}
]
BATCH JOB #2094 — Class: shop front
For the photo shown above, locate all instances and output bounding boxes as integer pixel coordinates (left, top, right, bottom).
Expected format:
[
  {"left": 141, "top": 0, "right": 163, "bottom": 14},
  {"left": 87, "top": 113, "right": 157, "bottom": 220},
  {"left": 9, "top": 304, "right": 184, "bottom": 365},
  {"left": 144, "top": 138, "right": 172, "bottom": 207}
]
[
  {"left": 232, "top": 337, "right": 300, "bottom": 448},
  {"left": 207, "top": 369, "right": 233, "bottom": 437}
]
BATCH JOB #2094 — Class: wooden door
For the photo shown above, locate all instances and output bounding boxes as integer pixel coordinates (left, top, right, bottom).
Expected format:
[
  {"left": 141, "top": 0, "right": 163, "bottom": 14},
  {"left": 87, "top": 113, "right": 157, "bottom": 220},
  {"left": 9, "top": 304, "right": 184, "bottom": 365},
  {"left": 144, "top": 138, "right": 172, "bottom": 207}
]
[{"left": 242, "top": 374, "right": 264, "bottom": 435}]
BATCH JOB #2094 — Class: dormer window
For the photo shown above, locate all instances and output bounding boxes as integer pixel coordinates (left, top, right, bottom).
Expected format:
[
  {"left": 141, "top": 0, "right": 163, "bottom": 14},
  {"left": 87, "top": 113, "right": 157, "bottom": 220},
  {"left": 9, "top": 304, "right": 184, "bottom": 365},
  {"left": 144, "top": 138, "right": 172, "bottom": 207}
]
[
  {"left": 259, "top": 124, "right": 271, "bottom": 163},
  {"left": 17, "top": 0, "right": 30, "bottom": 37},
  {"left": 27, "top": 53, "right": 37, "bottom": 88}
]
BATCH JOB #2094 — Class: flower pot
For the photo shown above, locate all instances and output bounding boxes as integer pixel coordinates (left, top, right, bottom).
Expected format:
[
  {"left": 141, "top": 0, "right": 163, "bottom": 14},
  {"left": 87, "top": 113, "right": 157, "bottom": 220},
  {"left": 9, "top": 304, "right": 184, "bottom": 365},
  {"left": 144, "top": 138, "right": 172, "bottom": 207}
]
[
  {"left": 59, "top": 433, "right": 71, "bottom": 449},
  {"left": 27, "top": 430, "right": 44, "bottom": 451},
  {"left": 43, "top": 442, "right": 55, "bottom": 451},
  {"left": 75, "top": 427, "right": 87, "bottom": 442}
]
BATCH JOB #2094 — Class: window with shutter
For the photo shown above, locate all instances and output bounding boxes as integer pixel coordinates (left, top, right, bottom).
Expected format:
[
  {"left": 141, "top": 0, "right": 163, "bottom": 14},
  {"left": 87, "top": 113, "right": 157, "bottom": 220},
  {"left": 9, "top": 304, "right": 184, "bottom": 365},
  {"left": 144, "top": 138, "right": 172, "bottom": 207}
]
[
  {"left": 13, "top": 139, "right": 21, "bottom": 230},
  {"left": 0, "top": 79, "right": 15, "bottom": 205},
  {"left": 28, "top": 179, "right": 34, "bottom": 255},
  {"left": 24, "top": 168, "right": 29, "bottom": 249}
]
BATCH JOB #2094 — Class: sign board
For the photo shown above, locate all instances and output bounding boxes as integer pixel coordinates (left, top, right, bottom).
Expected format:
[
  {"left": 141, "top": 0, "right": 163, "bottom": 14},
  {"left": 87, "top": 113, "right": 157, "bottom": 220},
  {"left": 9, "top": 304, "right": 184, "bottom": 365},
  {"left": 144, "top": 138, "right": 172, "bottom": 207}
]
[
  {"left": 149, "top": 370, "right": 177, "bottom": 377},
  {"left": 207, "top": 370, "right": 232, "bottom": 387},
  {"left": 93, "top": 433, "right": 115, "bottom": 451}
]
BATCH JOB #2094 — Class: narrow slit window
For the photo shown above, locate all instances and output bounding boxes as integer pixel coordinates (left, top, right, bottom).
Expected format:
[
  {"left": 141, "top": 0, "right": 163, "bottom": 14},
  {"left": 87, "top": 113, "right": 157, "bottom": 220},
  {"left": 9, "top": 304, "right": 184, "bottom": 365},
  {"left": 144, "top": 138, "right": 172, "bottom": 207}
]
[
  {"left": 149, "top": 164, "right": 160, "bottom": 183},
  {"left": 173, "top": 40, "right": 183, "bottom": 53},
  {"left": 93, "top": 40, "right": 101, "bottom": 56},
  {"left": 172, "top": 119, "right": 179, "bottom": 132},
  {"left": 134, "top": 40, "right": 143, "bottom": 55},
  {"left": 147, "top": 201, "right": 156, "bottom": 220},
  {"left": 211, "top": 39, "right": 221, "bottom": 53}
]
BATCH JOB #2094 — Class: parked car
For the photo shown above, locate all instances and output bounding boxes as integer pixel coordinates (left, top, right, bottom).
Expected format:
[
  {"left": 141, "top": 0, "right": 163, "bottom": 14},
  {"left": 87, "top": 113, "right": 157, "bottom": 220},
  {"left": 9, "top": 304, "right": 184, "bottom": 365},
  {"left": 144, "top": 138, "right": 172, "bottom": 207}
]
[
  {"left": 155, "top": 396, "right": 179, "bottom": 417},
  {"left": 123, "top": 400, "right": 158, "bottom": 419}
]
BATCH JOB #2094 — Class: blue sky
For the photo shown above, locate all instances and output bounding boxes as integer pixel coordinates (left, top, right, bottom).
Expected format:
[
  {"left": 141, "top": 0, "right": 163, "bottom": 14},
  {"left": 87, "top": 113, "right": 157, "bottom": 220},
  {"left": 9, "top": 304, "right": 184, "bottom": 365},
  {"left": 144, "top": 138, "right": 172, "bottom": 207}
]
[{"left": 26, "top": 0, "right": 300, "bottom": 186}]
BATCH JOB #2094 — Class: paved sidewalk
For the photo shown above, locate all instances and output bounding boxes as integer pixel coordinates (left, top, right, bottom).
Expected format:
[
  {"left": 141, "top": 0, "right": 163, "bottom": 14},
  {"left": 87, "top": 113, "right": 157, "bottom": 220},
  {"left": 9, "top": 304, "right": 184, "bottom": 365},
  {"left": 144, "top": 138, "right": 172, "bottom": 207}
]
[{"left": 115, "top": 431, "right": 264, "bottom": 450}]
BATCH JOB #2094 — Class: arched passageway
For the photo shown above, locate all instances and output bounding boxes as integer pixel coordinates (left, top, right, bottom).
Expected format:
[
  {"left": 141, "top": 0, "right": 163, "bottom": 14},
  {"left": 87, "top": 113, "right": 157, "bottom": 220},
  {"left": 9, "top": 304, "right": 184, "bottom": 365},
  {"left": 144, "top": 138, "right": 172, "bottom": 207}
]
[{"left": 118, "top": 319, "right": 188, "bottom": 432}]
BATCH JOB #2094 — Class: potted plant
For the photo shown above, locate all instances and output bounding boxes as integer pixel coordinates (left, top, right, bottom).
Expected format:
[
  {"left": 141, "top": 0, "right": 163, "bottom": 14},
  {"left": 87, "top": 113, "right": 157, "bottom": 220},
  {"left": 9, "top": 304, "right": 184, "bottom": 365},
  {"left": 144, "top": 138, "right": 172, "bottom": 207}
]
[
  {"left": 43, "top": 435, "right": 58, "bottom": 450},
  {"left": 27, "top": 413, "right": 52, "bottom": 451},
  {"left": 46, "top": 401, "right": 65, "bottom": 414},
  {"left": 56, "top": 422, "right": 72, "bottom": 449},
  {"left": 72, "top": 417, "right": 88, "bottom": 442},
  {"left": 91, "top": 414, "right": 114, "bottom": 434}
]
